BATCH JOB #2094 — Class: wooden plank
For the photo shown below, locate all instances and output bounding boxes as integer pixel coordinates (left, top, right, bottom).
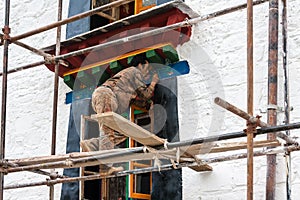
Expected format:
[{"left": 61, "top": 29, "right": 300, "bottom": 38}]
[
  {"left": 183, "top": 140, "right": 281, "bottom": 156},
  {"left": 91, "top": 112, "right": 165, "bottom": 146},
  {"left": 189, "top": 164, "right": 213, "bottom": 172}
]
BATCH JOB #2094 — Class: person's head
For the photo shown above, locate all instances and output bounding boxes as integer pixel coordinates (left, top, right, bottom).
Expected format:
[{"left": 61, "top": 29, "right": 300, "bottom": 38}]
[
  {"left": 130, "top": 53, "right": 151, "bottom": 80},
  {"left": 130, "top": 53, "right": 148, "bottom": 67}
]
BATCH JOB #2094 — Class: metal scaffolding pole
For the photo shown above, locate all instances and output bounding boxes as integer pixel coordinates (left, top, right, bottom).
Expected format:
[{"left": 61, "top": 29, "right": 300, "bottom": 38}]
[
  {"left": 247, "top": 0, "right": 254, "bottom": 199},
  {"left": 12, "top": 40, "right": 50, "bottom": 58},
  {"left": 167, "top": 123, "right": 300, "bottom": 149},
  {"left": 0, "top": 0, "right": 10, "bottom": 199},
  {"left": 3, "top": 122, "right": 300, "bottom": 174},
  {"left": 266, "top": 0, "right": 278, "bottom": 199},
  {"left": 0, "top": 33, "right": 51, "bottom": 58},
  {"left": 281, "top": 0, "right": 291, "bottom": 199},
  {"left": 0, "top": 61, "right": 46, "bottom": 76},
  {"left": 51, "top": 0, "right": 62, "bottom": 161},
  {"left": 50, "top": 0, "right": 63, "bottom": 199},
  {"left": 4, "top": 144, "right": 300, "bottom": 191}
]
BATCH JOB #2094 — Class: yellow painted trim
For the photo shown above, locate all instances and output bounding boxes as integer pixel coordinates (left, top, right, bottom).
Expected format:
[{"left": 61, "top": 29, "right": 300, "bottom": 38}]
[
  {"left": 130, "top": 193, "right": 151, "bottom": 199},
  {"left": 63, "top": 43, "right": 172, "bottom": 76},
  {"left": 134, "top": 0, "right": 139, "bottom": 14}
]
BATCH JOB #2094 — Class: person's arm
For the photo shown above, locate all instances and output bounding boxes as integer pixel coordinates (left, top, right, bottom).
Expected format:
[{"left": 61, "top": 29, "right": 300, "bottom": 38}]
[{"left": 136, "top": 73, "right": 159, "bottom": 99}]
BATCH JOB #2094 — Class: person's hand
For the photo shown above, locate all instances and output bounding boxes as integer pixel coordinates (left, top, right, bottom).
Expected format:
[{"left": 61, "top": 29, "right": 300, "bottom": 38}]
[{"left": 151, "top": 73, "right": 159, "bottom": 84}]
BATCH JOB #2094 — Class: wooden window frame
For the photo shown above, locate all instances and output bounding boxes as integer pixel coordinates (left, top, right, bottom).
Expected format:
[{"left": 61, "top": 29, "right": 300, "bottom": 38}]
[
  {"left": 128, "top": 105, "right": 153, "bottom": 199},
  {"left": 134, "top": 0, "right": 156, "bottom": 14}
]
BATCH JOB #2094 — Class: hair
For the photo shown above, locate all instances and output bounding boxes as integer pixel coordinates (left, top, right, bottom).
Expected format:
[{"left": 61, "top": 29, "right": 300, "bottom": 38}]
[{"left": 130, "top": 53, "right": 148, "bottom": 67}]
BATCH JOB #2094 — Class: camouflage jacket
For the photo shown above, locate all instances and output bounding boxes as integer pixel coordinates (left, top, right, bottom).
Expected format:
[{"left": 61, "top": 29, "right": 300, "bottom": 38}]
[{"left": 102, "top": 67, "right": 154, "bottom": 113}]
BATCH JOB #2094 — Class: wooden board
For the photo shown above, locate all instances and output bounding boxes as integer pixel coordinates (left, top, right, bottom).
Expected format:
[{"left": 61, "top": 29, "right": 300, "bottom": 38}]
[
  {"left": 91, "top": 112, "right": 165, "bottom": 146},
  {"left": 183, "top": 140, "right": 281, "bottom": 156},
  {"left": 189, "top": 164, "right": 213, "bottom": 172}
]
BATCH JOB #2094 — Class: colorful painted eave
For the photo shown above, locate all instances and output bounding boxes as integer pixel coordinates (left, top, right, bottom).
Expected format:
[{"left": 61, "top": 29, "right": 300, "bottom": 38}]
[{"left": 41, "top": 0, "right": 199, "bottom": 77}]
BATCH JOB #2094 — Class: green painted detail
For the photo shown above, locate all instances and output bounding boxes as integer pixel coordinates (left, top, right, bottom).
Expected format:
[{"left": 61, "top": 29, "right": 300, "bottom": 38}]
[
  {"left": 77, "top": 71, "right": 96, "bottom": 87},
  {"left": 163, "top": 45, "right": 179, "bottom": 63},
  {"left": 92, "top": 66, "right": 110, "bottom": 86},
  {"left": 127, "top": 56, "right": 134, "bottom": 65},
  {"left": 127, "top": 45, "right": 179, "bottom": 66},
  {"left": 110, "top": 61, "right": 123, "bottom": 74},
  {"left": 64, "top": 75, "right": 75, "bottom": 89},
  {"left": 146, "top": 49, "right": 164, "bottom": 64}
]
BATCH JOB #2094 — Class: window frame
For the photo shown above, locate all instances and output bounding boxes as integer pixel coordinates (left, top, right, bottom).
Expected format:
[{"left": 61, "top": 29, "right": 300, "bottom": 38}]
[{"left": 128, "top": 105, "right": 153, "bottom": 200}]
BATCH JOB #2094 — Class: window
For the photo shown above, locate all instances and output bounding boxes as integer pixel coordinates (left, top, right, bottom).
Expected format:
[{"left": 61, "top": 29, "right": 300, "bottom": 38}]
[
  {"left": 128, "top": 105, "right": 153, "bottom": 199},
  {"left": 91, "top": 0, "right": 135, "bottom": 29}
]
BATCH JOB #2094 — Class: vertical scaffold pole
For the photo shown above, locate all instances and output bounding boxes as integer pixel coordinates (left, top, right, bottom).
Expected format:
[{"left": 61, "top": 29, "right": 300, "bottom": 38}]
[
  {"left": 266, "top": 0, "right": 278, "bottom": 199},
  {"left": 0, "top": 0, "right": 10, "bottom": 199},
  {"left": 281, "top": 0, "right": 291, "bottom": 199},
  {"left": 50, "top": 0, "right": 63, "bottom": 199},
  {"left": 247, "top": 0, "right": 254, "bottom": 199}
]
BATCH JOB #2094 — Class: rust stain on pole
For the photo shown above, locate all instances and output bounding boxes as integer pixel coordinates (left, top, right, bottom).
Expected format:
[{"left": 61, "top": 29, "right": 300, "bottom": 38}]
[{"left": 266, "top": 0, "right": 278, "bottom": 199}]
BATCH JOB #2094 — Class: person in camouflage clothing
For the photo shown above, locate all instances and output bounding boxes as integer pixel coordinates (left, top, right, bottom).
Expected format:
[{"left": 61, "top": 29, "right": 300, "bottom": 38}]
[{"left": 80, "top": 53, "right": 159, "bottom": 173}]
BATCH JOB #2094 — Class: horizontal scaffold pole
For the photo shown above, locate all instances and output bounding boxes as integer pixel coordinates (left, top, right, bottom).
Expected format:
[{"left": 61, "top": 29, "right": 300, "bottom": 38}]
[
  {"left": 0, "top": 33, "right": 51, "bottom": 58},
  {"left": 4, "top": 144, "right": 300, "bottom": 190},
  {"left": 166, "top": 122, "right": 300, "bottom": 149},
  {"left": 0, "top": 61, "right": 45, "bottom": 76},
  {"left": 9, "top": 0, "right": 133, "bottom": 42},
  {"left": 2, "top": 122, "right": 300, "bottom": 173},
  {"left": 5, "top": 160, "right": 65, "bottom": 178},
  {"left": 5, "top": 147, "right": 145, "bottom": 173}
]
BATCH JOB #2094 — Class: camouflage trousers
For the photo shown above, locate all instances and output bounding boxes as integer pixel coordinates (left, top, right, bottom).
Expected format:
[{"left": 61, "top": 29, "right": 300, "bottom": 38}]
[{"left": 87, "top": 86, "right": 127, "bottom": 151}]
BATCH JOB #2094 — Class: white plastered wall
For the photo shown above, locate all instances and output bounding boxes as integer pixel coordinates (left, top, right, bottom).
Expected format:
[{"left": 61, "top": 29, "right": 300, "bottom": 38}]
[{"left": 178, "top": 0, "right": 300, "bottom": 199}]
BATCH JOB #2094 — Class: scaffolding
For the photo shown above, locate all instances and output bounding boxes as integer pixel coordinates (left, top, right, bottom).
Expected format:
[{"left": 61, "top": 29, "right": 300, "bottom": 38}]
[{"left": 0, "top": 0, "right": 299, "bottom": 200}]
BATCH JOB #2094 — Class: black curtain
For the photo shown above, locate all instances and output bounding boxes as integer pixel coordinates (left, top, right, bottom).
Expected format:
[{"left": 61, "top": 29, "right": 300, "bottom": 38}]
[{"left": 151, "top": 77, "right": 182, "bottom": 200}]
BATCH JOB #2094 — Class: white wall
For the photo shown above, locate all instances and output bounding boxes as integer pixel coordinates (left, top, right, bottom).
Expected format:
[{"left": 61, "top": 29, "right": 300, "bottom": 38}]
[
  {"left": 179, "top": 0, "right": 300, "bottom": 199},
  {"left": 0, "top": 0, "right": 300, "bottom": 199}
]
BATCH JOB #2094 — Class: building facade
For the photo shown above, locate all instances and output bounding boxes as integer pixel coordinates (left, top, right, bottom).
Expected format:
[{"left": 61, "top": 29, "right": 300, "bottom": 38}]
[{"left": 0, "top": 0, "right": 300, "bottom": 199}]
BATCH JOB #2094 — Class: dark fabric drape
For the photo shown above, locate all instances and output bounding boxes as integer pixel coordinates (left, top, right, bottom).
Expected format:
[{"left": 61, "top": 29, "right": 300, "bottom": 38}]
[{"left": 151, "top": 77, "right": 182, "bottom": 200}]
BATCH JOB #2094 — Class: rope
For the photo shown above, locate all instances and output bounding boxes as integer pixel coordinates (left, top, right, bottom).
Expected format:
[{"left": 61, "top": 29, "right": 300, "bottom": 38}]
[{"left": 163, "top": 139, "right": 169, "bottom": 150}]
